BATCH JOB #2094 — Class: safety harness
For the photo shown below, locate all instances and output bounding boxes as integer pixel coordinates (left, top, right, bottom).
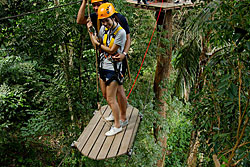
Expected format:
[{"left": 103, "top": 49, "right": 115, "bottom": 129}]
[
  {"left": 103, "top": 26, "right": 123, "bottom": 49},
  {"left": 99, "top": 25, "right": 126, "bottom": 85}
]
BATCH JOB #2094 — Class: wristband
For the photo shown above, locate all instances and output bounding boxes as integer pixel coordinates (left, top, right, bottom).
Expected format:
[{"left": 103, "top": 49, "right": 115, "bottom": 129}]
[{"left": 123, "top": 52, "right": 127, "bottom": 57}]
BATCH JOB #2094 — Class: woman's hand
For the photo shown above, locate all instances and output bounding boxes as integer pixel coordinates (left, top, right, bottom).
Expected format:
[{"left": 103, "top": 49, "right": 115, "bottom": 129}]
[
  {"left": 91, "top": 33, "right": 99, "bottom": 45},
  {"left": 87, "top": 18, "right": 93, "bottom": 31},
  {"left": 112, "top": 53, "right": 125, "bottom": 62}
]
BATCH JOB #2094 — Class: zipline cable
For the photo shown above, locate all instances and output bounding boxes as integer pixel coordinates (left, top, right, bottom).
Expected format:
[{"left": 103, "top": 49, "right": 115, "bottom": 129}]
[
  {"left": 126, "top": 0, "right": 164, "bottom": 99},
  {"left": 0, "top": 1, "right": 82, "bottom": 21}
]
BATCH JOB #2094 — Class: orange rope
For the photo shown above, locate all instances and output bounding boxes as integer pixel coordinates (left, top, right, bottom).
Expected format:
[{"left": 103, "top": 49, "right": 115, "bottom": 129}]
[{"left": 127, "top": 0, "right": 164, "bottom": 99}]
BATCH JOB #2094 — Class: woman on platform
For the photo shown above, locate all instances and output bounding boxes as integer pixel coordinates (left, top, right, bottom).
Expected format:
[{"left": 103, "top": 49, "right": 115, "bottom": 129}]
[{"left": 89, "top": 3, "right": 127, "bottom": 136}]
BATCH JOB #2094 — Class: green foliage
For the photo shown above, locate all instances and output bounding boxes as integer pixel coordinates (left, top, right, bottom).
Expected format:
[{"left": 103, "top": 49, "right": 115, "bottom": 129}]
[
  {"left": 3, "top": 0, "right": 249, "bottom": 166},
  {"left": 0, "top": 0, "right": 166, "bottom": 166},
  {"left": 0, "top": 83, "right": 28, "bottom": 130},
  {"left": 0, "top": 55, "right": 43, "bottom": 132},
  {"left": 173, "top": 0, "right": 250, "bottom": 165},
  {"left": 160, "top": 73, "right": 193, "bottom": 166}
]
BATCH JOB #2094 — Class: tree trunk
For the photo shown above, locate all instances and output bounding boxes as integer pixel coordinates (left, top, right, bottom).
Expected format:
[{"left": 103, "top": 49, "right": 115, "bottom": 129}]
[
  {"left": 61, "top": 43, "right": 74, "bottom": 120},
  {"left": 187, "top": 131, "right": 200, "bottom": 167},
  {"left": 154, "top": 7, "right": 173, "bottom": 167}
]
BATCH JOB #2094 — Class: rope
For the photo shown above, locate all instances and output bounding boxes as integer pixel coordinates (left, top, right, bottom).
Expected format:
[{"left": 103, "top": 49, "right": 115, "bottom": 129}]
[
  {"left": 85, "top": 0, "right": 112, "bottom": 127},
  {"left": 0, "top": 1, "right": 82, "bottom": 21},
  {"left": 124, "top": 75, "right": 153, "bottom": 159},
  {"left": 57, "top": 146, "right": 71, "bottom": 167},
  {"left": 94, "top": 47, "right": 112, "bottom": 127},
  {"left": 126, "top": 0, "right": 164, "bottom": 99},
  {"left": 95, "top": 48, "right": 100, "bottom": 104},
  {"left": 142, "top": 74, "right": 153, "bottom": 114},
  {"left": 87, "top": 0, "right": 91, "bottom": 19},
  {"left": 96, "top": 98, "right": 113, "bottom": 127},
  {"left": 126, "top": 57, "right": 132, "bottom": 83}
]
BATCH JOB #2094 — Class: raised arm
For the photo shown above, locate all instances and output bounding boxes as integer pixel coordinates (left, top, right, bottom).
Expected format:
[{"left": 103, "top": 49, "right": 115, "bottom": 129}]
[
  {"left": 77, "top": 0, "right": 88, "bottom": 25},
  {"left": 124, "top": 33, "right": 131, "bottom": 54}
]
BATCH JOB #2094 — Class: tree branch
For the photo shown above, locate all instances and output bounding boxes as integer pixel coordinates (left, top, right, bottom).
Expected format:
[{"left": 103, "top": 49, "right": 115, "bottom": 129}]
[
  {"left": 228, "top": 116, "right": 249, "bottom": 165},
  {"left": 236, "top": 58, "right": 242, "bottom": 140}
]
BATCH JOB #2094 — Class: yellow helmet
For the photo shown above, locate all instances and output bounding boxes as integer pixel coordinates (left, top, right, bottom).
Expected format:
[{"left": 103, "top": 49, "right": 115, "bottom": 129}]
[
  {"left": 98, "top": 3, "right": 116, "bottom": 20},
  {"left": 91, "top": 0, "right": 103, "bottom": 3}
]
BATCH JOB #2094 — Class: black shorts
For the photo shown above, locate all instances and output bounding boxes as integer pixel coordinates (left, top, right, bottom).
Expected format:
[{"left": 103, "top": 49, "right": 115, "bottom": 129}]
[{"left": 99, "top": 69, "right": 124, "bottom": 86}]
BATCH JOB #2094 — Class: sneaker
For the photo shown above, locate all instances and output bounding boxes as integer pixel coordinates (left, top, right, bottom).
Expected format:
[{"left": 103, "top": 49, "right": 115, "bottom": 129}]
[
  {"left": 111, "top": 120, "right": 128, "bottom": 128},
  {"left": 105, "top": 114, "right": 114, "bottom": 121},
  {"left": 105, "top": 126, "right": 122, "bottom": 136},
  {"left": 120, "top": 119, "right": 128, "bottom": 127}
]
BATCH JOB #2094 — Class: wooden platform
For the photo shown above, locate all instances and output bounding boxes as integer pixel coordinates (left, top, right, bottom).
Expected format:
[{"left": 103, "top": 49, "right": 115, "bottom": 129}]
[
  {"left": 125, "top": 0, "right": 195, "bottom": 11},
  {"left": 73, "top": 105, "right": 141, "bottom": 160}
]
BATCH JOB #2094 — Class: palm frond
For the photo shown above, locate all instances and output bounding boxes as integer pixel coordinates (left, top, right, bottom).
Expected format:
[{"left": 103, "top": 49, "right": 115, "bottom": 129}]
[
  {"left": 186, "top": 0, "right": 221, "bottom": 34},
  {"left": 173, "top": 0, "right": 222, "bottom": 100},
  {"left": 173, "top": 39, "right": 201, "bottom": 99}
]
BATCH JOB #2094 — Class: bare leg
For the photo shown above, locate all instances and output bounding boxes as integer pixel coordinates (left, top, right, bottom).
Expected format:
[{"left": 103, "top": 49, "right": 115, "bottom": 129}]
[
  {"left": 99, "top": 77, "right": 107, "bottom": 100},
  {"left": 117, "top": 85, "right": 127, "bottom": 122},
  {"left": 106, "top": 81, "right": 120, "bottom": 128},
  {"left": 100, "top": 77, "right": 126, "bottom": 123}
]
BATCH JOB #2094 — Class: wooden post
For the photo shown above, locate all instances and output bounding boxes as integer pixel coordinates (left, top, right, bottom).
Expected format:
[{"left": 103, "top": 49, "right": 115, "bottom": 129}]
[{"left": 154, "top": 6, "right": 173, "bottom": 167}]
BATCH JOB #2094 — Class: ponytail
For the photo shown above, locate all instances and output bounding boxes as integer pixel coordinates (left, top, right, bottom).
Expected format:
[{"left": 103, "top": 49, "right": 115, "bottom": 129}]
[{"left": 113, "top": 14, "right": 124, "bottom": 29}]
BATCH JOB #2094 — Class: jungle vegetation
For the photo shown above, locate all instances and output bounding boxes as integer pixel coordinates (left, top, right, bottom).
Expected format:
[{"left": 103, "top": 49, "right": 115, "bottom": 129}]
[{"left": 0, "top": 0, "right": 249, "bottom": 166}]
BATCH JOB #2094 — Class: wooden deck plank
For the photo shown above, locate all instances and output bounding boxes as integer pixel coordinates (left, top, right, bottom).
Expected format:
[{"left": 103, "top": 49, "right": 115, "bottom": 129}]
[
  {"left": 96, "top": 106, "right": 134, "bottom": 160},
  {"left": 127, "top": 108, "right": 141, "bottom": 153},
  {"left": 118, "top": 107, "right": 140, "bottom": 155},
  {"left": 125, "top": 0, "right": 194, "bottom": 11},
  {"left": 76, "top": 105, "right": 109, "bottom": 152},
  {"left": 88, "top": 121, "right": 110, "bottom": 159},
  {"left": 97, "top": 135, "right": 115, "bottom": 160},
  {"left": 106, "top": 106, "right": 134, "bottom": 158},
  {"left": 81, "top": 107, "right": 111, "bottom": 157},
  {"left": 75, "top": 105, "right": 141, "bottom": 160}
]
